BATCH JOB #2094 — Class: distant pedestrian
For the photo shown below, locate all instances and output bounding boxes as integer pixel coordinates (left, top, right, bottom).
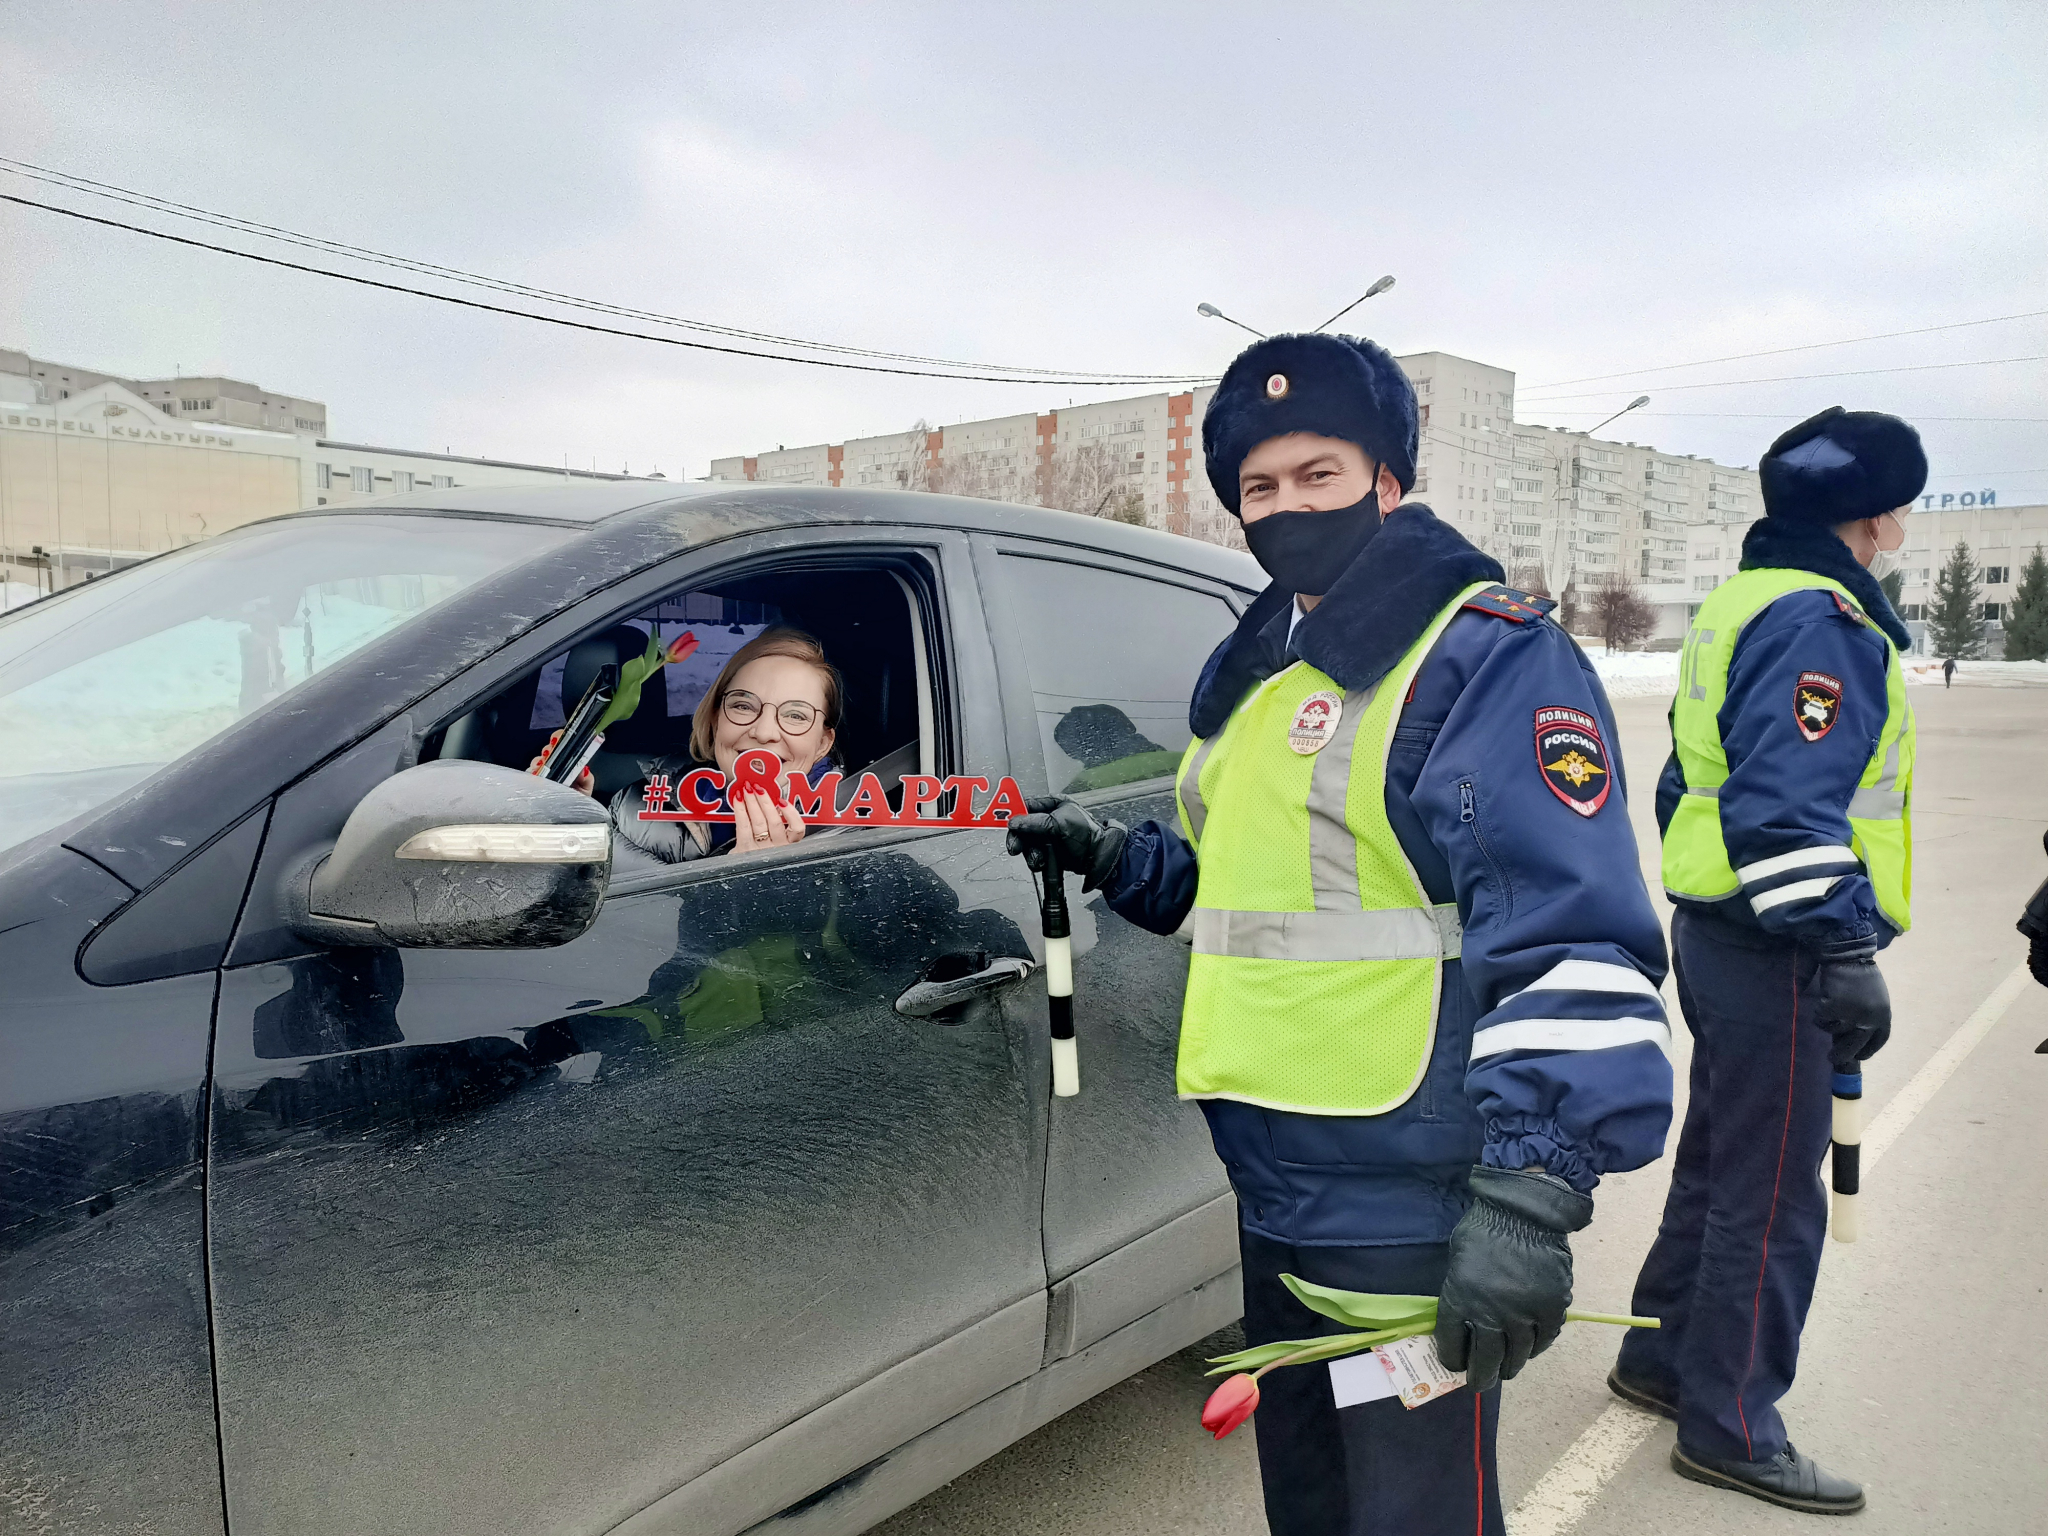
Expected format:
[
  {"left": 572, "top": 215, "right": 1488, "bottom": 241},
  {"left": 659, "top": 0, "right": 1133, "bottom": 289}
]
[{"left": 1943, "top": 656, "right": 1956, "bottom": 688}]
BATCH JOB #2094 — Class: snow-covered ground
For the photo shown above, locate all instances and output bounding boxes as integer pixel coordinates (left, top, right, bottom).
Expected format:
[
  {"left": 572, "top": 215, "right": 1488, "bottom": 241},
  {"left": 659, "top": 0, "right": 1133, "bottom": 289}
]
[
  {"left": 1576, "top": 644, "right": 2048, "bottom": 699},
  {"left": 1901, "top": 658, "right": 2048, "bottom": 688},
  {"left": 1580, "top": 646, "right": 1683, "bottom": 699}
]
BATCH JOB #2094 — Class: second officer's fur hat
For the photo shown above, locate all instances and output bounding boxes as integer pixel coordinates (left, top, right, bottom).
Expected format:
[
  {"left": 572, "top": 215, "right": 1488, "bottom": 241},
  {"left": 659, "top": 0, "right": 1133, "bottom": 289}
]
[
  {"left": 1202, "top": 333, "right": 1419, "bottom": 515},
  {"left": 1759, "top": 407, "right": 1927, "bottom": 526}
]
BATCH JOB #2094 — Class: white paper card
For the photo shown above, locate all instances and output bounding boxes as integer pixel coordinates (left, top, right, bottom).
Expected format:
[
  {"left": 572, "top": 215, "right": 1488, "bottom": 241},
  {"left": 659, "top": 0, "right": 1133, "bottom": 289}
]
[
  {"left": 1327, "top": 1348, "right": 1401, "bottom": 1408},
  {"left": 1377, "top": 1333, "right": 1466, "bottom": 1410}
]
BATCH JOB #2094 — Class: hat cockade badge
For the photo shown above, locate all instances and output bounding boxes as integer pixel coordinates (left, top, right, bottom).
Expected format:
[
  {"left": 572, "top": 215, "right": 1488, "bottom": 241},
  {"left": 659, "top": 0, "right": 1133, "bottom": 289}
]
[{"left": 1265, "top": 373, "right": 1290, "bottom": 399}]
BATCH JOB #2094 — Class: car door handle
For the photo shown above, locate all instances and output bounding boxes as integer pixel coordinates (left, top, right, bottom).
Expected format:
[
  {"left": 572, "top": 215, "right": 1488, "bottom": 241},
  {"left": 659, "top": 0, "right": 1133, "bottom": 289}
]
[{"left": 895, "top": 955, "right": 1036, "bottom": 1021}]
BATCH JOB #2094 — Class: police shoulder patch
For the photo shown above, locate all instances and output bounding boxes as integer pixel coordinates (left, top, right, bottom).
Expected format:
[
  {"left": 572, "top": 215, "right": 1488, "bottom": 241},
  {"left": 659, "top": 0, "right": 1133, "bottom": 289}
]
[
  {"left": 1794, "top": 670, "right": 1843, "bottom": 741},
  {"left": 1830, "top": 591, "right": 1873, "bottom": 628},
  {"left": 1534, "top": 705, "right": 1611, "bottom": 817},
  {"left": 1464, "top": 584, "right": 1556, "bottom": 623}
]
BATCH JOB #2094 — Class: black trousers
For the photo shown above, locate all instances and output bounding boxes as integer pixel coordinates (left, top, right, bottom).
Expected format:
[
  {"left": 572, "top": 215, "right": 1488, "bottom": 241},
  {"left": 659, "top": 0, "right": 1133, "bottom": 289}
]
[
  {"left": 1240, "top": 1228, "right": 1503, "bottom": 1536},
  {"left": 1617, "top": 906, "right": 1833, "bottom": 1463}
]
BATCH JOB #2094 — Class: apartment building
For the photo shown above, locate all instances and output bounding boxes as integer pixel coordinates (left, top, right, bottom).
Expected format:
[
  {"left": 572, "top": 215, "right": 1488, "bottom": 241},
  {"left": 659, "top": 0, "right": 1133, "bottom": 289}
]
[
  {"left": 711, "top": 350, "right": 1524, "bottom": 555},
  {"left": 0, "top": 348, "right": 635, "bottom": 601}
]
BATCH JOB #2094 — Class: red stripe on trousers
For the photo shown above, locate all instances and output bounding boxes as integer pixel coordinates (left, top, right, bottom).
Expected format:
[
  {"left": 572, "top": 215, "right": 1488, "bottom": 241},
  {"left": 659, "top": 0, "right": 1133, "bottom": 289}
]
[
  {"left": 1735, "top": 952, "right": 1800, "bottom": 1459},
  {"left": 1473, "top": 1392, "right": 1484, "bottom": 1535}
]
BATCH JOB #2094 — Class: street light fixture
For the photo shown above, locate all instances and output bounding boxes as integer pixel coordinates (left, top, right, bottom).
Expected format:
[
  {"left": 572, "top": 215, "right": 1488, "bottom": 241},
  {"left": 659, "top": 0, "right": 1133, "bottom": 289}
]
[
  {"left": 1195, "top": 302, "right": 1266, "bottom": 340},
  {"left": 1314, "top": 275, "right": 1397, "bottom": 333},
  {"left": 1588, "top": 395, "right": 1651, "bottom": 436}
]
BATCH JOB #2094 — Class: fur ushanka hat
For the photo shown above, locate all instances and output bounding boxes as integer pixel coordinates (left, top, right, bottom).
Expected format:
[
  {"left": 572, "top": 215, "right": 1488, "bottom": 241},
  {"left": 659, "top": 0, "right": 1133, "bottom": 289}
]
[
  {"left": 1759, "top": 407, "right": 1928, "bottom": 526},
  {"left": 1202, "top": 333, "right": 1419, "bottom": 516}
]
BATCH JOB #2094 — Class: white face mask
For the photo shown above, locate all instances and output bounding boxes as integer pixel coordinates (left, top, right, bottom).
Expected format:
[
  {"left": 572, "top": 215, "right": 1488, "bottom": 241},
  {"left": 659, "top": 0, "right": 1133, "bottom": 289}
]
[{"left": 1865, "top": 511, "right": 1906, "bottom": 579}]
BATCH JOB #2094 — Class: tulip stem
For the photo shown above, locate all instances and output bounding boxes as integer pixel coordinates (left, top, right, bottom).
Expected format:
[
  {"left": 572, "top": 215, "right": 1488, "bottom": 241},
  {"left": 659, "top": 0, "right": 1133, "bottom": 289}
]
[{"left": 1564, "top": 1310, "right": 1659, "bottom": 1329}]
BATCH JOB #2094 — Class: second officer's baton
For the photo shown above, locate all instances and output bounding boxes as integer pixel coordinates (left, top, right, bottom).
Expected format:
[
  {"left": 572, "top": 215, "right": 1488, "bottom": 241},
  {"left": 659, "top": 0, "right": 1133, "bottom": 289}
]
[
  {"left": 1040, "top": 847, "right": 1079, "bottom": 1097},
  {"left": 1830, "top": 1071, "right": 1862, "bottom": 1242}
]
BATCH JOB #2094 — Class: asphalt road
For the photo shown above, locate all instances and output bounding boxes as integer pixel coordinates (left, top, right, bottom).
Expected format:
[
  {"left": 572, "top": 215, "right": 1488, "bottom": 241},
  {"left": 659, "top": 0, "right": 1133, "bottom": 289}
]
[{"left": 875, "top": 678, "right": 2048, "bottom": 1536}]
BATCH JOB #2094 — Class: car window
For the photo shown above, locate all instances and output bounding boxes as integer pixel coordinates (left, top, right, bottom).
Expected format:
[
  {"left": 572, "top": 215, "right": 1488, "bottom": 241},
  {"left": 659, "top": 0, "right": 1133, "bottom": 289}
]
[
  {"left": 997, "top": 555, "right": 1237, "bottom": 794},
  {"left": 0, "top": 514, "right": 567, "bottom": 856}
]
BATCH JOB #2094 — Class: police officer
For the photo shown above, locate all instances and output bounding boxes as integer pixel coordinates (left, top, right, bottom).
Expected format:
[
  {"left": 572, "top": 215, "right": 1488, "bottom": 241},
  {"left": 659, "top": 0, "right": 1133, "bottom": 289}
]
[
  {"left": 1008, "top": 333, "right": 1674, "bottom": 1535},
  {"left": 1610, "top": 407, "right": 1925, "bottom": 1515}
]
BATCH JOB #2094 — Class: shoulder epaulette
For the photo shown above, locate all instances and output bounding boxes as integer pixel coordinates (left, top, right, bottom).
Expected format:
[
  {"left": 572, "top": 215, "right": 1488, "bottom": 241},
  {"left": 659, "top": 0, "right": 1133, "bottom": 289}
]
[
  {"left": 1828, "top": 590, "right": 1875, "bottom": 629},
  {"left": 1462, "top": 584, "right": 1556, "bottom": 623}
]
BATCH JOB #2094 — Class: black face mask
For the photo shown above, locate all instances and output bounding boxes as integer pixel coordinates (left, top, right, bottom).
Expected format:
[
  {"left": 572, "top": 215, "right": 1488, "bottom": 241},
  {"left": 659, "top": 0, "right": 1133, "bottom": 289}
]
[{"left": 1242, "top": 488, "right": 1385, "bottom": 596}]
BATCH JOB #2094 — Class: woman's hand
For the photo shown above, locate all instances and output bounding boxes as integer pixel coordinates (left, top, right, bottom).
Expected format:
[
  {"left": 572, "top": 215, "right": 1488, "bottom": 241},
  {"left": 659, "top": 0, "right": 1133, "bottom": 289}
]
[
  {"left": 528, "top": 729, "right": 595, "bottom": 797},
  {"left": 730, "top": 787, "right": 806, "bottom": 855}
]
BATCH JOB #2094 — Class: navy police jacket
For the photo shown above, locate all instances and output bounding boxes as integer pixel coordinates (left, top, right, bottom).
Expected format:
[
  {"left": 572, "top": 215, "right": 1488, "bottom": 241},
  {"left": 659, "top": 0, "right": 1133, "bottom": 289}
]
[
  {"left": 1655, "top": 585, "right": 1897, "bottom": 950},
  {"left": 1106, "top": 507, "right": 1674, "bottom": 1247}
]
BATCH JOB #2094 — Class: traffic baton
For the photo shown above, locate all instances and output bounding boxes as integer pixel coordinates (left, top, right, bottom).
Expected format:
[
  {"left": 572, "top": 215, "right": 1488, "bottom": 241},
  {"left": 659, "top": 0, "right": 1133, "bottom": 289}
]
[
  {"left": 1830, "top": 1071, "right": 1862, "bottom": 1243},
  {"left": 1040, "top": 847, "right": 1079, "bottom": 1097}
]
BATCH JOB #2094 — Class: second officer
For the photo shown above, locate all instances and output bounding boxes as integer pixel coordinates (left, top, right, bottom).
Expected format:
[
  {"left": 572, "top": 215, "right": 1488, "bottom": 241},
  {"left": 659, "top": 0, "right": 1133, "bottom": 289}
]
[{"left": 1008, "top": 333, "right": 1675, "bottom": 1536}]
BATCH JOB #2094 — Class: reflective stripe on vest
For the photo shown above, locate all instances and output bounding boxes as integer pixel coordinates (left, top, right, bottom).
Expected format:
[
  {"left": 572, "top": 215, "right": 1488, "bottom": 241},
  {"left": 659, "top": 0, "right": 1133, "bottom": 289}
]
[
  {"left": 1172, "top": 582, "right": 1490, "bottom": 1116},
  {"left": 1662, "top": 568, "right": 1914, "bottom": 933}
]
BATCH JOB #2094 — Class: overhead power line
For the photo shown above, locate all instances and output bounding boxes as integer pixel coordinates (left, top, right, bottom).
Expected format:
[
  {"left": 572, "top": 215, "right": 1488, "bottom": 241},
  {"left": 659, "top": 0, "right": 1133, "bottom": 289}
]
[
  {"left": 1, "top": 193, "right": 1220, "bottom": 387},
  {"left": 1524, "top": 309, "right": 2048, "bottom": 390},
  {"left": 0, "top": 158, "right": 1218, "bottom": 383},
  {"left": 1522, "top": 411, "right": 2048, "bottom": 423},
  {"left": 1523, "top": 355, "right": 2048, "bottom": 403}
]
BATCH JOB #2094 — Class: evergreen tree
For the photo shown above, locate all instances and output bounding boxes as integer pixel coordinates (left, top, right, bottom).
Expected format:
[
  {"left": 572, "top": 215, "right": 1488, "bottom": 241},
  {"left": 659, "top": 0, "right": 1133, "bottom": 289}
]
[
  {"left": 2004, "top": 544, "right": 2048, "bottom": 662},
  {"left": 1927, "top": 539, "right": 1986, "bottom": 659},
  {"left": 1879, "top": 569, "right": 1905, "bottom": 610}
]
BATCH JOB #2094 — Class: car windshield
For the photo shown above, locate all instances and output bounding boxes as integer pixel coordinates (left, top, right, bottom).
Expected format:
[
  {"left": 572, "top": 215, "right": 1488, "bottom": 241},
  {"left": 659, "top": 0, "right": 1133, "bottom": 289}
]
[{"left": 0, "top": 513, "right": 570, "bottom": 856}]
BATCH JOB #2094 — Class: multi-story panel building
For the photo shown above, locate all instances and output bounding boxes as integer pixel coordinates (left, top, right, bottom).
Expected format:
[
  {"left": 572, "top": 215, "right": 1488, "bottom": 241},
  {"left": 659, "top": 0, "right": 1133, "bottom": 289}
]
[
  {"left": 0, "top": 349, "right": 635, "bottom": 603},
  {"left": 712, "top": 349, "right": 1524, "bottom": 555}
]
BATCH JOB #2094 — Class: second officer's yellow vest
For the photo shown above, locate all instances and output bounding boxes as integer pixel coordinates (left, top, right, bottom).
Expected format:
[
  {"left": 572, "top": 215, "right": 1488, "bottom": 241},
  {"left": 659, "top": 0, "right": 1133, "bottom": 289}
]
[
  {"left": 1172, "top": 583, "right": 1489, "bottom": 1115},
  {"left": 1663, "top": 568, "right": 1914, "bottom": 933}
]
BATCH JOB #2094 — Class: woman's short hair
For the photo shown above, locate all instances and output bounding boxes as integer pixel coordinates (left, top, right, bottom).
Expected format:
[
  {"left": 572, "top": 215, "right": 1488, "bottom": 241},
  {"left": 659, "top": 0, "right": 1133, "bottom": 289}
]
[{"left": 689, "top": 624, "right": 844, "bottom": 765}]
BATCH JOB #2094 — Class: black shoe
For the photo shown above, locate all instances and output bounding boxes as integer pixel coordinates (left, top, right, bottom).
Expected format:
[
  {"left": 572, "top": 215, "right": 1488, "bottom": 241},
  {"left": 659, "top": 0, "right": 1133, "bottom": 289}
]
[
  {"left": 1672, "top": 1442, "right": 1865, "bottom": 1515},
  {"left": 1606, "top": 1369, "right": 1678, "bottom": 1421}
]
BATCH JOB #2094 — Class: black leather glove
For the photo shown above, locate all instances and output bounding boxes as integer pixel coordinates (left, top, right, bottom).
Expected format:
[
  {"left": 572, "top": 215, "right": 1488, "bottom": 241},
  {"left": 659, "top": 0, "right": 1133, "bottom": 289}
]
[
  {"left": 2030, "top": 934, "right": 2048, "bottom": 992},
  {"left": 1433, "top": 1163, "right": 1589, "bottom": 1392},
  {"left": 1436, "top": 1166, "right": 1592, "bottom": 1393},
  {"left": 1003, "top": 796, "right": 1128, "bottom": 892},
  {"left": 1812, "top": 947, "right": 1891, "bottom": 1069}
]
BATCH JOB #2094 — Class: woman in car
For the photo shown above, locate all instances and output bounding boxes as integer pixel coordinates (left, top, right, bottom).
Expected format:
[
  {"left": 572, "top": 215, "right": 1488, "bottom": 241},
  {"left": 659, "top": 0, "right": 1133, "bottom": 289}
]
[{"left": 605, "top": 625, "right": 843, "bottom": 863}]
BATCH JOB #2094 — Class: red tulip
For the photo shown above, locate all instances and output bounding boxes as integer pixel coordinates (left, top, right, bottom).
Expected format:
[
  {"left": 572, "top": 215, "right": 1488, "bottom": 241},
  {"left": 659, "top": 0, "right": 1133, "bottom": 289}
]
[
  {"left": 1201, "top": 1373, "right": 1260, "bottom": 1439},
  {"left": 665, "top": 632, "right": 701, "bottom": 665}
]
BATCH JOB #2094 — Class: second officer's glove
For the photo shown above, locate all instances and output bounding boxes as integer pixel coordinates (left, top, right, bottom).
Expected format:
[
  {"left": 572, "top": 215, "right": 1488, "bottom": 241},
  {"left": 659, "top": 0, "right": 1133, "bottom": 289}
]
[
  {"left": 1004, "top": 796, "right": 1127, "bottom": 892},
  {"left": 1436, "top": 1166, "right": 1592, "bottom": 1393},
  {"left": 1812, "top": 945, "right": 1892, "bottom": 1069}
]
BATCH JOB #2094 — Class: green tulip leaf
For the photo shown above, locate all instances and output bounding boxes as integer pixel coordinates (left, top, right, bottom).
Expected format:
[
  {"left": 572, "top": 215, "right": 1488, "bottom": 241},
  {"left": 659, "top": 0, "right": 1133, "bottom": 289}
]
[
  {"left": 596, "top": 631, "right": 668, "bottom": 734},
  {"left": 1280, "top": 1275, "right": 1439, "bottom": 1330}
]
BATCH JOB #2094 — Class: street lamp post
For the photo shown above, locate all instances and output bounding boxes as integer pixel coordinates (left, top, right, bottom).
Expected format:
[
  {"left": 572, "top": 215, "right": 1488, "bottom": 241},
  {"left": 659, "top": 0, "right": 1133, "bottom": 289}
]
[
  {"left": 1195, "top": 302, "right": 1266, "bottom": 340},
  {"left": 1314, "top": 275, "right": 1396, "bottom": 333},
  {"left": 1588, "top": 395, "right": 1651, "bottom": 436}
]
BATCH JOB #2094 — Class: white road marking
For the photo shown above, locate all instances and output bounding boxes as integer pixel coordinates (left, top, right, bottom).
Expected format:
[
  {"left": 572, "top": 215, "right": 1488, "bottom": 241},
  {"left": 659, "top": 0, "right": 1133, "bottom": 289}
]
[
  {"left": 1507, "top": 1402, "right": 1664, "bottom": 1536},
  {"left": 1506, "top": 958, "right": 2036, "bottom": 1536},
  {"left": 1862, "top": 960, "right": 2032, "bottom": 1174}
]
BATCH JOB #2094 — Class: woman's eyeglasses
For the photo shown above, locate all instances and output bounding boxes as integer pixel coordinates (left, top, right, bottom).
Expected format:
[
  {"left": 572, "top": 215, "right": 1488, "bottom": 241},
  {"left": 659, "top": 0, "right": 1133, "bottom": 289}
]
[{"left": 721, "top": 689, "right": 822, "bottom": 734}]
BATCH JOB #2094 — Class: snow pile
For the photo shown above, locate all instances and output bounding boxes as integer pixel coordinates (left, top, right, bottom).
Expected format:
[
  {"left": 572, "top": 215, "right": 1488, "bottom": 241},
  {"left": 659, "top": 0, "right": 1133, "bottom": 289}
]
[{"left": 1585, "top": 648, "right": 1683, "bottom": 699}]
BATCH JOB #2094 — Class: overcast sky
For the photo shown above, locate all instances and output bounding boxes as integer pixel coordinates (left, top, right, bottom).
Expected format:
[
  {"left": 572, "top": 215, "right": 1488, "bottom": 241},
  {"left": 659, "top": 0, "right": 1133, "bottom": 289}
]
[{"left": 5, "top": 2, "right": 2044, "bottom": 501}]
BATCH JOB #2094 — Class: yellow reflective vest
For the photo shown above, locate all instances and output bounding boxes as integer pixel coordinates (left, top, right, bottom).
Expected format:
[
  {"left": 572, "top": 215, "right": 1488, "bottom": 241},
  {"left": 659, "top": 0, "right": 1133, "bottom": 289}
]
[
  {"left": 1663, "top": 568, "right": 1914, "bottom": 933},
  {"left": 1172, "top": 583, "right": 1489, "bottom": 1114}
]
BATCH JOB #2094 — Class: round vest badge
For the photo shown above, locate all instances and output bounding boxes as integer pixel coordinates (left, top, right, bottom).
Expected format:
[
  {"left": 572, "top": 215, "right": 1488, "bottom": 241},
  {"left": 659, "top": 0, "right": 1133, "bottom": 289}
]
[{"left": 1288, "top": 690, "right": 1343, "bottom": 754}]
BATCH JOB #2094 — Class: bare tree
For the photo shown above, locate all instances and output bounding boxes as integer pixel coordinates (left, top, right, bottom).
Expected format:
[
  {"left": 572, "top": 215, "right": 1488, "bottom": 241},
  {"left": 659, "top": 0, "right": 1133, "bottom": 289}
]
[
  {"left": 1588, "top": 573, "right": 1657, "bottom": 653},
  {"left": 1038, "top": 439, "right": 1144, "bottom": 524}
]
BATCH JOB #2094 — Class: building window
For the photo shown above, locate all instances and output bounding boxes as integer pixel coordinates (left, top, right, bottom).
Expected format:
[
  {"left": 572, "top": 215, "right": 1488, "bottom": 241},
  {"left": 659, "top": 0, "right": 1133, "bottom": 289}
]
[
  {"left": 295, "top": 417, "right": 323, "bottom": 431},
  {"left": 432, "top": 475, "right": 454, "bottom": 488},
  {"left": 1983, "top": 566, "right": 2010, "bottom": 585},
  {"left": 394, "top": 471, "right": 414, "bottom": 493},
  {"left": 1899, "top": 604, "right": 1924, "bottom": 620},
  {"left": 181, "top": 398, "right": 212, "bottom": 411},
  {"left": 351, "top": 467, "right": 373, "bottom": 493},
  {"left": 316, "top": 463, "right": 332, "bottom": 490},
  {"left": 1981, "top": 602, "right": 2005, "bottom": 621}
]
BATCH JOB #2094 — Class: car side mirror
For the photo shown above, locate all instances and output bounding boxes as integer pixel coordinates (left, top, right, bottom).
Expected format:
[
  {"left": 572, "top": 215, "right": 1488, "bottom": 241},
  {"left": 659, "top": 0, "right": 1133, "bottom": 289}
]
[{"left": 289, "top": 761, "right": 611, "bottom": 949}]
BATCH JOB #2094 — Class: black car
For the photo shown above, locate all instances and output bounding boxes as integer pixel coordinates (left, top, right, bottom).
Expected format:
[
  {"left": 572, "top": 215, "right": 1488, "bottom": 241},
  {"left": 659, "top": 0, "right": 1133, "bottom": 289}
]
[{"left": 0, "top": 481, "right": 1261, "bottom": 1536}]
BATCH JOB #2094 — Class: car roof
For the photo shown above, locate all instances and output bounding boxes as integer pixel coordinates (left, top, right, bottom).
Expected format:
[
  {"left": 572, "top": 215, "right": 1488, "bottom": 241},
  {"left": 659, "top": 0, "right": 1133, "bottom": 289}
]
[{"left": 314, "top": 481, "right": 1265, "bottom": 590}]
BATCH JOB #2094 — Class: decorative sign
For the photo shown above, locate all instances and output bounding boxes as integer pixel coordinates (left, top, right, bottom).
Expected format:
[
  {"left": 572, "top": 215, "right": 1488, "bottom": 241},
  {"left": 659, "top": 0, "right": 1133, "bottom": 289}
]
[{"left": 637, "top": 748, "right": 1030, "bottom": 828}]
